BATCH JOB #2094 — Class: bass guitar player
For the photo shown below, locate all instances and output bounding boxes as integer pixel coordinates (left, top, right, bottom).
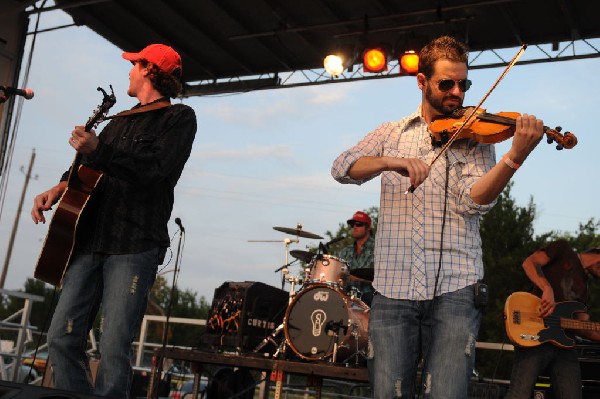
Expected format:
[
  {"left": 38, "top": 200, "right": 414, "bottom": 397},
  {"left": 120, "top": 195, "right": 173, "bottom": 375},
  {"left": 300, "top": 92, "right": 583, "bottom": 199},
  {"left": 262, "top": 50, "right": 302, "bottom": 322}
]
[{"left": 505, "top": 239, "right": 600, "bottom": 399}]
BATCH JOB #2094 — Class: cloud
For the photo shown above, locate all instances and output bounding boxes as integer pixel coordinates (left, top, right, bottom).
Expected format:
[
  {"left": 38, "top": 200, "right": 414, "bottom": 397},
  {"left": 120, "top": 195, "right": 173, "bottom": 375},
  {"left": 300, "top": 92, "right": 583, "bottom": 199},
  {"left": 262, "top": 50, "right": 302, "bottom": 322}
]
[
  {"left": 193, "top": 144, "right": 293, "bottom": 161},
  {"left": 202, "top": 99, "right": 297, "bottom": 128},
  {"left": 307, "top": 86, "right": 350, "bottom": 105}
]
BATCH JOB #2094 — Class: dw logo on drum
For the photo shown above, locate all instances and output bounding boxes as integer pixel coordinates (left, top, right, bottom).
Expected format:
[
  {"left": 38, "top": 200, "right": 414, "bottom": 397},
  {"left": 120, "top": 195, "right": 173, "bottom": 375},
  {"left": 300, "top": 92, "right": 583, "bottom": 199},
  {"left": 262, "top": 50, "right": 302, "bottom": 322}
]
[{"left": 313, "top": 290, "right": 330, "bottom": 301}]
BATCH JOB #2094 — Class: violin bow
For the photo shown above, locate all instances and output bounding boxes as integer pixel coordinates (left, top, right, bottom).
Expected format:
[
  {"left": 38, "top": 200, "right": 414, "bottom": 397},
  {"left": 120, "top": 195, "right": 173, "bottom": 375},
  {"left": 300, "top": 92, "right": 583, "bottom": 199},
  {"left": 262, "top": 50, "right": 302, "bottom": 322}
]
[{"left": 405, "top": 43, "right": 528, "bottom": 194}]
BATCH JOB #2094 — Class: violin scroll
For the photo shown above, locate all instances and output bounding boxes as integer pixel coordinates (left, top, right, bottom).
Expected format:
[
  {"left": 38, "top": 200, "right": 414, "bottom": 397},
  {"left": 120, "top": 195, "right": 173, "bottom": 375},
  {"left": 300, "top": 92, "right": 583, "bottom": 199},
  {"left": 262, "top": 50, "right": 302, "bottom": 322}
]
[{"left": 545, "top": 126, "right": 577, "bottom": 150}]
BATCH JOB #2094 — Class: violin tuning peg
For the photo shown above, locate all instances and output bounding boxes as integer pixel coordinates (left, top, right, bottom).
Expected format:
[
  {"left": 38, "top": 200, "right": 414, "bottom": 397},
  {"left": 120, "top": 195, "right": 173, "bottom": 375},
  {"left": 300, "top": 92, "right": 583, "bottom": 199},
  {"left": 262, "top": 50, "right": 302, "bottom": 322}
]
[
  {"left": 546, "top": 137, "right": 554, "bottom": 144},
  {"left": 555, "top": 126, "right": 562, "bottom": 132},
  {"left": 555, "top": 144, "right": 564, "bottom": 151}
]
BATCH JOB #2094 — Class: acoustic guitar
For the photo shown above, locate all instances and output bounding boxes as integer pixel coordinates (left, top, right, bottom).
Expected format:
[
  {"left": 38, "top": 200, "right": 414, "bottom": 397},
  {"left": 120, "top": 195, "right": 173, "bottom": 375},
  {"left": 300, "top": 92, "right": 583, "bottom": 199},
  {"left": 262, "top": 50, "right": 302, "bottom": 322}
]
[
  {"left": 504, "top": 291, "right": 600, "bottom": 348},
  {"left": 34, "top": 86, "right": 116, "bottom": 287}
]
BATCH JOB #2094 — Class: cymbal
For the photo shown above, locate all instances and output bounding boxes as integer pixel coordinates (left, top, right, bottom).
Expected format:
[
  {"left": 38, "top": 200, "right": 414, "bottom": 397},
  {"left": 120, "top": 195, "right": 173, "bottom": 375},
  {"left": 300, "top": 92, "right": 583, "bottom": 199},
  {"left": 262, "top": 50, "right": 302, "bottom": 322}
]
[
  {"left": 273, "top": 226, "right": 323, "bottom": 239},
  {"left": 290, "top": 250, "right": 314, "bottom": 263},
  {"left": 349, "top": 268, "right": 374, "bottom": 282}
]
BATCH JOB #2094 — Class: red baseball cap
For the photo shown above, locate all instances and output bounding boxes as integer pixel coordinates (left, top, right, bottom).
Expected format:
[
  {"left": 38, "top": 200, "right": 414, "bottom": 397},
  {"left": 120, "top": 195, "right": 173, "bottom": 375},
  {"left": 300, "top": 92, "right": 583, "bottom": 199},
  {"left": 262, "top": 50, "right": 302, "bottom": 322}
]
[
  {"left": 122, "top": 44, "right": 182, "bottom": 76},
  {"left": 347, "top": 211, "right": 371, "bottom": 226}
]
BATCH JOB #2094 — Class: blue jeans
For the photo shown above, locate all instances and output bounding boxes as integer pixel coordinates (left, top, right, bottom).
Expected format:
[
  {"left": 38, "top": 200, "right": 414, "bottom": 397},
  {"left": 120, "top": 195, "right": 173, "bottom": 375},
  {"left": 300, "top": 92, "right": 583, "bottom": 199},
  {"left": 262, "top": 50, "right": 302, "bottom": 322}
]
[
  {"left": 368, "top": 285, "right": 480, "bottom": 398},
  {"left": 505, "top": 344, "right": 582, "bottom": 399},
  {"left": 47, "top": 249, "right": 159, "bottom": 398}
]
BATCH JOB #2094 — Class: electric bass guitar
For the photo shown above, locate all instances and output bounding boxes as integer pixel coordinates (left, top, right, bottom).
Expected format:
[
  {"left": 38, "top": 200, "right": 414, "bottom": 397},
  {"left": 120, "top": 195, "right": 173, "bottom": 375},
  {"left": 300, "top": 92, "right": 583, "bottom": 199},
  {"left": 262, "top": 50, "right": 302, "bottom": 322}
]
[
  {"left": 504, "top": 291, "right": 600, "bottom": 348},
  {"left": 34, "top": 86, "right": 116, "bottom": 287}
]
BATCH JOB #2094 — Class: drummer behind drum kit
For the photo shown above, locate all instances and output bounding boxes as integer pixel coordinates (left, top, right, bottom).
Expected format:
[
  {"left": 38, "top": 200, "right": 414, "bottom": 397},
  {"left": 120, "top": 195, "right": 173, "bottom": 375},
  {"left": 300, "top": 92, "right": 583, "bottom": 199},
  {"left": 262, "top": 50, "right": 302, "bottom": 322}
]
[{"left": 250, "top": 225, "right": 372, "bottom": 366}]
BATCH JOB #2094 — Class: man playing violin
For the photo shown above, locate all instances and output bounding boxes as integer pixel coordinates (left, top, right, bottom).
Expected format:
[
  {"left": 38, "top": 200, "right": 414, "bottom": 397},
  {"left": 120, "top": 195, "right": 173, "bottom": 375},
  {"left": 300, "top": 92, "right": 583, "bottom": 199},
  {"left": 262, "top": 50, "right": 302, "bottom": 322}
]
[{"left": 331, "top": 35, "right": 544, "bottom": 398}]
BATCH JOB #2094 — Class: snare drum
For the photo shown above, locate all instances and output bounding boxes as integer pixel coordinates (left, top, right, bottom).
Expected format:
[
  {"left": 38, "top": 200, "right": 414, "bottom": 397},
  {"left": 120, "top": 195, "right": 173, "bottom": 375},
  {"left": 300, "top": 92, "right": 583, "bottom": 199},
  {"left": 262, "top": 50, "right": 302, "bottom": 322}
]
[
  {"left": 284, "top": 284, "right": 369, "bottom": 363},
  {"left": 307, "top": 255, "right": 349, "bottom": 289}
]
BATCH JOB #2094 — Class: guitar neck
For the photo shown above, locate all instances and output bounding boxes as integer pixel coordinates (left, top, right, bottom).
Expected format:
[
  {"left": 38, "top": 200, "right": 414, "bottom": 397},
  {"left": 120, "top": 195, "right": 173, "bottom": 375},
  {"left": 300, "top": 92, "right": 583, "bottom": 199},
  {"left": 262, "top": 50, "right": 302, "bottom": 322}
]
[{"left": 560, "top": 318, "right": 600, "bottom": 332}]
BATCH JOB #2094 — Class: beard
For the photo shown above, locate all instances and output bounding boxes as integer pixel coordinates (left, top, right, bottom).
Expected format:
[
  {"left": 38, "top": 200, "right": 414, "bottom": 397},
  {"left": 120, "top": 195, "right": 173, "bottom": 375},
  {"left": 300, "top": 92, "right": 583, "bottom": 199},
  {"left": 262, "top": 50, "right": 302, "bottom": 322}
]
[{"left": 425, "top": 84, "right": 463, "bottom": 115}]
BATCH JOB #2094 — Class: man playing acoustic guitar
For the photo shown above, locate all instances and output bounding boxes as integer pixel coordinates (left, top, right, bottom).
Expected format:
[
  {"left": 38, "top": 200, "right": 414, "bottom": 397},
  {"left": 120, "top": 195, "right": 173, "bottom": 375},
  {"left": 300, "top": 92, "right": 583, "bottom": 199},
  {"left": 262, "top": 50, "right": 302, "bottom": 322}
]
[
  {"left": 31, "top": 44, "right": 196, "bottom": 398},
  {"left": 505, "top": 240, "right": 600, "bottom": 399}
]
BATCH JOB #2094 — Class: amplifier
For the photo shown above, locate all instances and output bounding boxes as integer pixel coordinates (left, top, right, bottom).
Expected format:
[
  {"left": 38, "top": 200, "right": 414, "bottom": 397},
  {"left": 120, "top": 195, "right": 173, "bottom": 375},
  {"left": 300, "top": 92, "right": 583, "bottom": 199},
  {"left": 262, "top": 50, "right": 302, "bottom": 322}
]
[{"left": 204, "top": 281, "right": 289, "bottom": 352}]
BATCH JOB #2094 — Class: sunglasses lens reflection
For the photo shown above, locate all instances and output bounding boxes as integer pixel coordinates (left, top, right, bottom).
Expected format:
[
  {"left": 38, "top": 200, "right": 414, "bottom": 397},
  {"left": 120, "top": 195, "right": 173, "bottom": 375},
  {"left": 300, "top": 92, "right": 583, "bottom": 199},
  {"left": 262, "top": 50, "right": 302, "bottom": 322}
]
[{"left": 438, "top": 79, "right": 471, "bottom": 92}]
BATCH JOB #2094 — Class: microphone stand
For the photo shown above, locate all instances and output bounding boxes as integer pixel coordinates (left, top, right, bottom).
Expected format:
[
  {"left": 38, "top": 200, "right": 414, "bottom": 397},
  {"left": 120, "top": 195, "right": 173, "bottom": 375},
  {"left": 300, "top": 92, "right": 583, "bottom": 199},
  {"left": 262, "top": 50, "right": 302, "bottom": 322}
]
[{"left": 149, "top": 226, "right": 184, "bottom": 399}]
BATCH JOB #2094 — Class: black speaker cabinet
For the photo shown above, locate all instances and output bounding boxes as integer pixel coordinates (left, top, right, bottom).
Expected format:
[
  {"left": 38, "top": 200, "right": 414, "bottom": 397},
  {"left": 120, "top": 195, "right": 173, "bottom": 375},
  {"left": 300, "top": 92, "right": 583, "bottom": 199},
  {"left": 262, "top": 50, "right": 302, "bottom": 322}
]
[
  {"left": 204, "top": 281, "right": 288, "bottom": 351},
  {"left": 0, "top": 380, "right": 104, "bottom": 398}
]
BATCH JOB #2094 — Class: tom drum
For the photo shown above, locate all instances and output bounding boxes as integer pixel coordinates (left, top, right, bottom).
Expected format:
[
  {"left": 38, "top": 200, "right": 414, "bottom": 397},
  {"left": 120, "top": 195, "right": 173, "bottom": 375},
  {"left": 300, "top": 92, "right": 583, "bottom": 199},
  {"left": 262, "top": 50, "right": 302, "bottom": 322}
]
[{"left": 307, "top": 255, "right": 350, "bottom": 289}]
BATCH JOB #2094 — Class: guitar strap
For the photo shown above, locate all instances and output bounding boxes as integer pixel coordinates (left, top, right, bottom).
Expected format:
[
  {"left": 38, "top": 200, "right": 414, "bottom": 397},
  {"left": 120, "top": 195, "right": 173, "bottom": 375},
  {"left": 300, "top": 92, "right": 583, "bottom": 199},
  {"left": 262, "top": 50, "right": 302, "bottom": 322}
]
[{"left": 106, "top": 100, "right": 171, "bottom": 119}]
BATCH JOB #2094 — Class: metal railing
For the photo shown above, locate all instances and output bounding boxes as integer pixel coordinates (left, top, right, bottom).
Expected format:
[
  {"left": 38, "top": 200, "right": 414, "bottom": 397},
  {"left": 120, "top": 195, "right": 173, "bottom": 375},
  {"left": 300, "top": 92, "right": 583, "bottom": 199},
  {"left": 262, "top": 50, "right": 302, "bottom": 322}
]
[
  {"left": 0, "top": 288, "right": 43, "bottom": 383},
  {"left": 134, "top": 315, "right": 206, "bottom": 368}
]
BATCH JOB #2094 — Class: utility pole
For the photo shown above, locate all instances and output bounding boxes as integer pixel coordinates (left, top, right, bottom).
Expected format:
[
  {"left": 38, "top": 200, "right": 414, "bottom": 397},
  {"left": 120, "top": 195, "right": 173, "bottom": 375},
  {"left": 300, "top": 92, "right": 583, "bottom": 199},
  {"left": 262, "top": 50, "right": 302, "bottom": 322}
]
[{"left": 0, "top": 148, "right": 36, "bottom": 288}]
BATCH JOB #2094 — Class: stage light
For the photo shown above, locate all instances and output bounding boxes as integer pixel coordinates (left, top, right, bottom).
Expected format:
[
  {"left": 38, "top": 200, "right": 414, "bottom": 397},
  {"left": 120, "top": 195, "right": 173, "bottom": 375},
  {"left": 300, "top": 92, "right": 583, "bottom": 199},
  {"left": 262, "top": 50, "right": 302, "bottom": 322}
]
[
  {"left": 324, "top": 54, "right": 344, "bottom": 77},
  {"left": 400, "top": 50, "right": 419, "bottom": 74},
  {"left": 363, "top": 48, "right": 387, "bottom": 73}
]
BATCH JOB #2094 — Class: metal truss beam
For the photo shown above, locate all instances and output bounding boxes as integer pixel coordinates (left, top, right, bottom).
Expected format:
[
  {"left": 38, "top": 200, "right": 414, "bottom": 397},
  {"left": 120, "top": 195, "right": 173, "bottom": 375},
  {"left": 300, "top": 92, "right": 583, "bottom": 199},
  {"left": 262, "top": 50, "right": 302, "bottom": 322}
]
[{"left": 183, "top": 39, "right": 600, "bottom": 97}]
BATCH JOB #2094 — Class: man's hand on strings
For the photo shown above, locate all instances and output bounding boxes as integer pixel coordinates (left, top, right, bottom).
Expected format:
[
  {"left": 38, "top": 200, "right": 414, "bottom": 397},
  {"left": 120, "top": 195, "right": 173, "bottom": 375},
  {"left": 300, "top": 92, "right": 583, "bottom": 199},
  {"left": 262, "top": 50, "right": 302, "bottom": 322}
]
[
  {"left": 70, "top": 125, "right": 99, "bottom": 155},
  {"left": 31, "top": 181, "right": 67, "bottom": 224}
]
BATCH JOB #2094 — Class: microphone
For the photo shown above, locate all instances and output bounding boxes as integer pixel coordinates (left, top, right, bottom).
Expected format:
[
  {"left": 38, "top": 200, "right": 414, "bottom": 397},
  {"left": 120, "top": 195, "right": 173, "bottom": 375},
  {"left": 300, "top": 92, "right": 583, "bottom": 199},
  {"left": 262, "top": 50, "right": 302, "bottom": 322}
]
[
  {"left": 174, "top": 217, "right": 185, "bottom": 233},
  {"left": 318, "top": 241, "right": 328, "bottom": 255},
  {"left": 0, "top": 86, "right": 34, "bottom": 100}
]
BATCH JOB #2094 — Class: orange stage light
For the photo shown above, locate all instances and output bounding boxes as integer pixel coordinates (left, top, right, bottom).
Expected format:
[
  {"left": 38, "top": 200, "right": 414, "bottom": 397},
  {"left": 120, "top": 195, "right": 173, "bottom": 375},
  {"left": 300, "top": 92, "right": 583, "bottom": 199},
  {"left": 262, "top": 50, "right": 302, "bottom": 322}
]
[
  {"left": 400, "top": 50, "right": 419, "bottom": 74},
  {"left": 363, "top": 48, "right": 387, "bottom": 73}
]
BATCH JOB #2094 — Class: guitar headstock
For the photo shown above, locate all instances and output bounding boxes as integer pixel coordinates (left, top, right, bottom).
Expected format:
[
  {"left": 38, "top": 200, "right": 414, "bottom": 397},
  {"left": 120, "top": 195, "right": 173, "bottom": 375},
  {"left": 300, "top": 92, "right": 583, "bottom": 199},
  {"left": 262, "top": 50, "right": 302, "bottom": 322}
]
[{"left": 85, "top": 85, "right": 117, "bottom": 132}]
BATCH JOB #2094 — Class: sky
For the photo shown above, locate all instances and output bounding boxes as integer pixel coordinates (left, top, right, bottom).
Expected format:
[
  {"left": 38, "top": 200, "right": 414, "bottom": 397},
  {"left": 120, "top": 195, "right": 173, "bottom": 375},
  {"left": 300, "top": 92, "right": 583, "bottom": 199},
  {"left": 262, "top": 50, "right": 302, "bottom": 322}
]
[{"left": 0, "top": 6, "right": 598, "bottom": 303}]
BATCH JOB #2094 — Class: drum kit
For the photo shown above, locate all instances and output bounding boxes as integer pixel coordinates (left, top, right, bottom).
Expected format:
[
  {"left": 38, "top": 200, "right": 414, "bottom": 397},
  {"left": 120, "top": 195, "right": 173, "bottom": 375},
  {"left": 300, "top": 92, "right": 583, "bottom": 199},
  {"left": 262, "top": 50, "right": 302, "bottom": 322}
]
[{"left": 254, "top": 224, "right": 372, "bottom": 366}]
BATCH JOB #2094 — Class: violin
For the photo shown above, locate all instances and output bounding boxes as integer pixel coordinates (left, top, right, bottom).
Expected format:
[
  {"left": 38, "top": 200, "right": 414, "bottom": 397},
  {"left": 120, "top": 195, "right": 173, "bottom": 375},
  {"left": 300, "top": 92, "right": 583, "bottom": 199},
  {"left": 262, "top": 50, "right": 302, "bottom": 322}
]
[{"left": 429, "top": 106, "right": 577, "bottom": 150}]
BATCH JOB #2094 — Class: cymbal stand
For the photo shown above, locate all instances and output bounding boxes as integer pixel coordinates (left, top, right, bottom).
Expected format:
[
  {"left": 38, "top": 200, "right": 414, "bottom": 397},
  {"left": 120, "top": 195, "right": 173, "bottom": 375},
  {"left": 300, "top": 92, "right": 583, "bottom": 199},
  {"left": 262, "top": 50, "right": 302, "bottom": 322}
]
[
  {"left": 280, "top": 237, "right": 299, "bottom": 290},
  {"left": 254, "top": 237, "right": 302, "bottom": 355}
]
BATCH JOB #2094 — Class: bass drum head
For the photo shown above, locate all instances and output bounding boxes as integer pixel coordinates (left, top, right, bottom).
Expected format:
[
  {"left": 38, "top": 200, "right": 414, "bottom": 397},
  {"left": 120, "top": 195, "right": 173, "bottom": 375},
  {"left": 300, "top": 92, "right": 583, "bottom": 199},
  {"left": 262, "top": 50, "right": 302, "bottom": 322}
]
[{"left": 284, "top": 284, "right": 367, "bottom": 361}]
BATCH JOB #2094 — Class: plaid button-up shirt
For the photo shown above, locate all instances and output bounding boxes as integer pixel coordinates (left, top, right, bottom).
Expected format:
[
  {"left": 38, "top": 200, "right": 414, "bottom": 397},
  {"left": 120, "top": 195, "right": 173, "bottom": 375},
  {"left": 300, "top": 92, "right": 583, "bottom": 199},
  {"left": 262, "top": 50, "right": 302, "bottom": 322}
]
[{"left": 332, "top": 106, "right": 497, "bottom": 300}]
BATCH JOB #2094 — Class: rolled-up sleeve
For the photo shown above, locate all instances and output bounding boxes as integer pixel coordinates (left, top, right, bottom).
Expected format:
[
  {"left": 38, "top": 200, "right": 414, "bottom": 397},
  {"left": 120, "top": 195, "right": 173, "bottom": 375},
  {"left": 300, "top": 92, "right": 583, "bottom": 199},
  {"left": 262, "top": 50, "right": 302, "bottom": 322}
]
[
  {"left": 455, "top": 142, "right": 497, "bottom": 215},
  {"left": 331, "top": 122, "right": 395, "bottom": 185}
]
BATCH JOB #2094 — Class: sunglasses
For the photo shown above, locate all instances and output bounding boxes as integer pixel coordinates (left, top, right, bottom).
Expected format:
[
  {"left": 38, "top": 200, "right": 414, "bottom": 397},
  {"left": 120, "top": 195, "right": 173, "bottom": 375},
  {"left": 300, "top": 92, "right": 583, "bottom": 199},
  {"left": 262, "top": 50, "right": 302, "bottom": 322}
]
[
  {"left": 348, "top": 221, "right": 368, "bottom": 227},
  {"left": 437, "top": 79, "right": 472, "bottom": 92}
]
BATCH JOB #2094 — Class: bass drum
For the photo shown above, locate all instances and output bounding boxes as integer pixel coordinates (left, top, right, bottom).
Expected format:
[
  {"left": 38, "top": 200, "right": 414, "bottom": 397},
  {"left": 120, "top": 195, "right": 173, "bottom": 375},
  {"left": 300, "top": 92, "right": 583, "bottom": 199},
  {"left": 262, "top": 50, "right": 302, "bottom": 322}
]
[{"left": 284, "top": 284, "right": 369, "bottom": 363}]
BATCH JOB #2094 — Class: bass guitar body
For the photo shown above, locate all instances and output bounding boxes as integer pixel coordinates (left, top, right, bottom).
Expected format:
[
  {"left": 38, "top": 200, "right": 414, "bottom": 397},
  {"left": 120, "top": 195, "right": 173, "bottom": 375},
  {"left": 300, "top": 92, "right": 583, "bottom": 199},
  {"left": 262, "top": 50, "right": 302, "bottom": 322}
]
[{"left": 504, "top": 291, "right": 590, "bottom": 348}]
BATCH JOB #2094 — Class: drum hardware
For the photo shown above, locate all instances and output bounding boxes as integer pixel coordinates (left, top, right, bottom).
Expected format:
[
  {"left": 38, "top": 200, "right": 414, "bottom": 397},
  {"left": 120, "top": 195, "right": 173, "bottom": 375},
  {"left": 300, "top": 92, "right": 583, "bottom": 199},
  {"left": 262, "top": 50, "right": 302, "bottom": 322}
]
[
  {"left": 338, "top": 321, "right": 369, "bottom": 366},
  {"left": 325, "top": 320, "right": 347, "bottom": 363},
  {"left": 347, "top": 286, "right": 361, "bottom": 301}
]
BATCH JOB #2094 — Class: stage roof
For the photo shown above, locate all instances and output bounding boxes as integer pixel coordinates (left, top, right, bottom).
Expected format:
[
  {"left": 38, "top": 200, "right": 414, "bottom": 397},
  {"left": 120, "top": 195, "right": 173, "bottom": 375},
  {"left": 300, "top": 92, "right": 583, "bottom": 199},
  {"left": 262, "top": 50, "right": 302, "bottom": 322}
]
[{"left": 23, "top": 0, "right": 600, "bottom": 95}]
